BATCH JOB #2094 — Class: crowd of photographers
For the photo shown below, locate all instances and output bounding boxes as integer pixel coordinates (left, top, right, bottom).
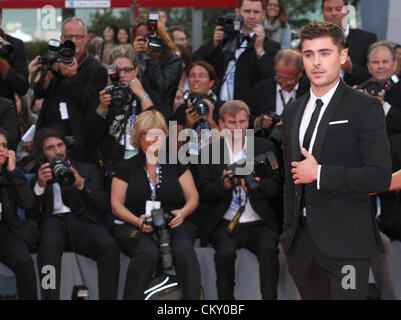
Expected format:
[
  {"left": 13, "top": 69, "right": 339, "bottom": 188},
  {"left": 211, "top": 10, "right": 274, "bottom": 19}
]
[{"left": 0, "top": 0, "right": 401, "bottom": 300}]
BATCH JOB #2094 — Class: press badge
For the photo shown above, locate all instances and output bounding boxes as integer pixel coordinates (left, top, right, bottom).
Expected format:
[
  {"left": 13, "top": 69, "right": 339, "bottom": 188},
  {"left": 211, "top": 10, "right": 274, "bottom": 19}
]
[
  {"left": 226, "top": 196, "right": 241, "bottom": 217},
  {"left": 59, "top": 102, "right": 69, "bottom": 120},
  {"left": 145, "top": 200, "right": 161, "bottom": 216}
]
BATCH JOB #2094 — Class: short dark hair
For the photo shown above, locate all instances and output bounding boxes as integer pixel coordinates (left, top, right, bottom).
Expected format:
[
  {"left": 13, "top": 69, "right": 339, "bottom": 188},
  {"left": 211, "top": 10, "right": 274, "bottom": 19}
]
[
  {"left": 187, "top": 60, "right": 216, "bottom": 82},
  {"left": 300, "top": 21, "right": 345, "bottom": 51},
  {"left": 367, "top": 41, "right": 396, "bottom": 63},
  {"left": 168, "top": 25, "right": 186, "bottom": 38},
  {"left": 238, "top": 0, "right": 265, "bottom": 10},
  {"left": 322, "top": 0, "right": 348, "bottom": 9},
  {"left": 34, "top": 128, "right": 68, "bottom": 164}
]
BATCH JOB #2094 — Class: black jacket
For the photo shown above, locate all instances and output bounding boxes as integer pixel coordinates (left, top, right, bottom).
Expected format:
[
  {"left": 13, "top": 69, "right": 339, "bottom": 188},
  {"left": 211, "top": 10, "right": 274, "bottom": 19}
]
[
  {"left": 27, "top": 161, "right": 109, "bottom": 227},
  {"left": 344, "top": 28, "right": 377, "bottom": 87},
  {"left": 0, "top": 167, "right": 39, "bottom": 251},
  {"left": 0, "top": 96, "right": 20, "bottom": 151},
  {"left": 34, "top": 50, "right": 107, "bottom": 161},
  {"left": 141, "top": 51, "right": 183, "bottom": 120},
  {"left": 196, "top": 137, "right": 282, "bottom": 245},
  {"left": 0, "top": 30, "right": 29, "bottom": 101},
  {"left": 193, "top": 37, "right": 280, "bottom": 105}
]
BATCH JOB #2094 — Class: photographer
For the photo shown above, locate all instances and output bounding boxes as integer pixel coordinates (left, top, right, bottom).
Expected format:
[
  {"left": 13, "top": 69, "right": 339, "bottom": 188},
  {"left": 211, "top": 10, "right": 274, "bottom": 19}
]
[
  {"left": 0, "top": 127, "right": 38, "bottom": 299},
  {"left": 111, "top": 110, "right": 201, "bottom": 300},
  {"left": 196, "top": 100, "right": 281, "bottom": 300},
  {"left": 358, "top": 41, "right": 401, "bottom": 137},
  {"left": 173, "top": 61, "right": 221, "bottom": 154},
  {"left": 27, "top": 128, "right": 120, "bottom": 300},
  {"left": 131, "top": 13, "right": 182, "bottom": 120},
  {"left": 33, "top": 17, "right": 107, "bottom": 162},
  {"left": 86, "top": 46, "right": 154, "bottom": 189},
  {"left": 193, "top": 0, "right": 280, "bottom": 105},
  {"left": 0, "top": 4, "right": 29, "bottom": 102}
]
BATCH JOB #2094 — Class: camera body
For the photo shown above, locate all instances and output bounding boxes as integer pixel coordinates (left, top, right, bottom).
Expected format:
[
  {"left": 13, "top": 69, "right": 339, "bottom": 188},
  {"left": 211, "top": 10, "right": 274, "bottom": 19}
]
[
  {"left": 224, "top": 151, "right": 278, "bottom": 192},
  {"left": 144, "top": 208, "right": 174, "bottom": 271},
  {"left": 264, "top": 111, "right": 282, "bottom": 143},
  {"left": 39, "top": 39, "right": 75, "bottom": 69},
  {"left": 0, "top": 36, "right": 14, "bottom": 57},
  {"left": 141, "top": 11, "right": 164, "bottom": 54},
  {"left": 357, "top": 75, "right": 400, "bottom": 96},
  {"left": 216, "top": 14, "right": 245, "bottom": 60},
  {"left": 49, "top": 156, "right": 75, "bottom": 188},
  {"left": 105, "top": 64, "right": 130, "bottom": 114},
  {"left": 183, "top": 92, "right": 213, "bottom": 116}
]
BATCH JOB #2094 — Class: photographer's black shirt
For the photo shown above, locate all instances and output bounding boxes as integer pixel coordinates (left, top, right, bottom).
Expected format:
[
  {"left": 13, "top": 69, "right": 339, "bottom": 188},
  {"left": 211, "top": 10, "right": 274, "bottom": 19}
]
[{"left": 114, "top": 150, "right": 188, "bottom": 217}]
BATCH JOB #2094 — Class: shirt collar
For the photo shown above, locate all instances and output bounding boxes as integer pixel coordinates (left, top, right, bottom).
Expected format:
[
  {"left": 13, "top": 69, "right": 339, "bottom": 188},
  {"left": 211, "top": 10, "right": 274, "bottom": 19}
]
[
  {"left": 277, "top": 82, "right": 299, "bottom": 94},
  {"left": 225, "top": 135, "right": 247, "bottom": 163},
  {"left": 309, "top": 79, "right": 341, "bottom": 107}
]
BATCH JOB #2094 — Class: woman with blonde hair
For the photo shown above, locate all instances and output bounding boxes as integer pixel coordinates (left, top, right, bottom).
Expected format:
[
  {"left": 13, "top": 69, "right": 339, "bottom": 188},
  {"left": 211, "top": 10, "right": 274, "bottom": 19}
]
[{"left": 111, "top": 110, "right": 201, "bottom": 299}]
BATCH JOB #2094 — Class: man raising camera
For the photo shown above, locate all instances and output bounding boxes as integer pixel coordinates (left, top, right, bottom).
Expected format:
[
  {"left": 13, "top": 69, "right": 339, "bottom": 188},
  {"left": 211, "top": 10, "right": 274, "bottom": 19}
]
[
  {"left": 193, "top": 0, "right": 280, "bottom": 105},
  {"left": 358, "top": 41, "right": 401, "bottom": 137},
  {"left": 196, "top": 100, "right": 281, "bottom": 300},
  {"left": 33, "top": 17, "right": 107, "bottom": 163},
  {"left": 27, "top": 128, "right": 120, "bottom": 300}
]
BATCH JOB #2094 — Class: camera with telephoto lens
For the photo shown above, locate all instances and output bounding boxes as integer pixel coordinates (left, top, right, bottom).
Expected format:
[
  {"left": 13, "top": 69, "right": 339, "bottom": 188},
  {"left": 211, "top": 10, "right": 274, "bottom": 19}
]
[
  {"left": 140, "top": 11, "right": 164, "bottom": 54},
  {"left": 183, "top": 91, "right": 214, "bottom": 116},
  {"left": 223, "top": 151, "right": 278, "bottom": 192},
  {"left": 105, "top": 64, "right": 130, "bottom": 115},
  {"left": 216, "top": 13, "right": 249, "bottom": 60},
  {"left": 49, "top": 156, "right": 75, "bottom": 188},
  {"left": 0, "top": 36, "right": 14, "bottom": 57},
  {"left": 39, "top": 39, "right": 75, "bottom": 70},
  {"left": 357, "top": 75, "right": 400, "bottom": 96},
  {"left": 144, "top": 208, "right": 174, "bottom": 271}
]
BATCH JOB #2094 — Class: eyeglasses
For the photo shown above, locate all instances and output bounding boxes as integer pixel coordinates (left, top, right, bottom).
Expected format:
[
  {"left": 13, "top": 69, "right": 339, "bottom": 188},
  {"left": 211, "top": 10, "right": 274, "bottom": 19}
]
[
  {"left": 62, "top": 34, "right": 86, "bottom": 40},
  {"left": 275, "top": 76, "right": 296, "bottom": 85},
  {"left": 119, "top": 67, "right": 136, "bottom": 73},
  {"left": 267, "top": 3, "right": 280, "bottom": 8}
]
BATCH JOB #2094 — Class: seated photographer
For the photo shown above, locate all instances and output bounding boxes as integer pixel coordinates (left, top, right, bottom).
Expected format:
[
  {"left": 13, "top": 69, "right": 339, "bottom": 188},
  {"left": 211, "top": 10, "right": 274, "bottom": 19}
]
[
  {"left": 27, "top": 128, "right": 120, "bottom": 300},
  {"left": 0, "top": 4, "right": 29, "bottom": 102},
  {"left": 111, "top": 110, "right": 201, "bottom": 300},
  {"left": 131, "top": 12, "right": 183, "bottom": 120},
  {"left": 358, "top": 41, "right": 401, "bottom": 137},
  {"left": 86, "top": 46, "right": 154, "bottom": 189},
  {"left": 173, "top": 61, "right": 221, "bottom": 154},
  {"left": 32, "top": 17, "right": 107, "bottom": 163},
  {"left": 192, "top": 0, "right": 280, "bottom": 105},
  {"left": 196, "top": 100, "right": 281, "bottom": 300},
  {"left": 0, "top": 127, "right": 39, "bottom": 299}
]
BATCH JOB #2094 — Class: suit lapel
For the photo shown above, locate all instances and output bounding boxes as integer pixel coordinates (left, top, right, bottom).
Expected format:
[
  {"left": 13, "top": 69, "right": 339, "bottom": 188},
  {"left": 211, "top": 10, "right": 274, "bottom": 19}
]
[
  {"left": 312, "top": 80, "right": 346, "bottom": 162},
  {"left": 291, "top": 92, "right": 310, "bottom": 162}
]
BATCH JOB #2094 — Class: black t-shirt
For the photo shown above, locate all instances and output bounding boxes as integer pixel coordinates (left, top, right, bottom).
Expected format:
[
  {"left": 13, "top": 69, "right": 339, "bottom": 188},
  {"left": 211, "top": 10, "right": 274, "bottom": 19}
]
[{"left": 114, "top": 151, "right": 189, "bottom": 217}]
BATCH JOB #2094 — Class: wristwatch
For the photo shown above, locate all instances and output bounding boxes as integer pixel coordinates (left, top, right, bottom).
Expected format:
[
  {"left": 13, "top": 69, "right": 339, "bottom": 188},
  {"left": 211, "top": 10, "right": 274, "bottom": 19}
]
[{"left": 140, "top": 92, "right": 150, "bottom": 102}]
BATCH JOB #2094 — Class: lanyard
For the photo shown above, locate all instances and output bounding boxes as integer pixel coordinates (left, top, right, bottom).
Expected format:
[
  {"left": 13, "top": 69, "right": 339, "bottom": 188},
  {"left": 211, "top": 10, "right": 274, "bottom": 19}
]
[
  {"left": 144, "top": 163, "right": 160, "bottom": 201},
  {"left": 279, "top": 89, "right": 295, "bottom": 109}
]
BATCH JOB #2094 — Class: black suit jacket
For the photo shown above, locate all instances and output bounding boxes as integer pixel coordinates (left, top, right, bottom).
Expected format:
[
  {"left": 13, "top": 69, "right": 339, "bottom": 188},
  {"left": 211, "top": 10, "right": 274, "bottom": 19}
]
[
  {"left": 0, "top": 167, "right": 39, "bottom": 251},
  {"left": 0, "top": 97, "right": 20, "bottom": 151},
  {"left": 249, "top": 75, "right": 310, "bottom": 126},
  {"left": 281, "top": 80, "right": 391, "bottom": 259},
  {"left": 344, "top": 28, "right": 377, "bottom": 87},
  {"left": 27, "top": 161, "right": 109, "bottom": 227},
  {"left": 196, "top": 137, "right": 282, "bottom": 245},
  {"left": 0, "top": 31, "right": 29, "bottom": 101},
  {"left": 193, "top": 37, "right": 280, "bottom": 104}
]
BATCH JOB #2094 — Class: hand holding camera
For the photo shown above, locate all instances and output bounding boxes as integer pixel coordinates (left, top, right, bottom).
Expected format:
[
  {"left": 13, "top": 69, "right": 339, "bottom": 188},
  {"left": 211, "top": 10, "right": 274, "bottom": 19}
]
[
  {"left": 98, "top": 89, "right": 112, "bottom": 113},
  {"left": 59, "top": 57, "right": 78, "bottom": 78},
  {"left": 69, "top": 166, "right": 85, "bottom": 189},
  {"left": 37, "top": 163, "right": 53, "bottom": 188},
  {"left": 213, "top": 25, "right": 225, "bottom": 48},
  {"left": 185, "top": 107, "right": 202, "bottom": 129},
  {"left": 252, "top": 24, "right": 265, "bottom": 56},
  {"left": 138, "top": 214, "right": 154, "bottom": 233},
  {"left": 38, "top": 157, "right": 76, "bottom": 188}
]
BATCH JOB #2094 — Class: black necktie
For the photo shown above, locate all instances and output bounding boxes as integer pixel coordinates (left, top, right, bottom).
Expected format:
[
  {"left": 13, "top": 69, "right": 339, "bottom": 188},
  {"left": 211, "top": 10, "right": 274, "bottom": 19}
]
[{"left": 302, "top": 99, "right": 324, "bottom": 153}]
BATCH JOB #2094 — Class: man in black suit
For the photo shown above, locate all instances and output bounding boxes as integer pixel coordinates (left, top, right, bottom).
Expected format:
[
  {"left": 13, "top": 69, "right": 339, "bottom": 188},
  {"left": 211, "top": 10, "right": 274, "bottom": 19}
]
[
  {"left": 249, "top": 49, "right": 310, "bottom": 135},
  {"left": 193, "top": 0, "right": 280, "bottom": 105},
  {"left": 0, "top": 4, "right": 29, "bottom": 102},
  {"left": 33, "top": 17, "right": 107, "bottom": 163},
  {"left": 27, "top": 128, "right": 120, "bottom": 300},
  {"left": 281, "top": 21, "right": 391, "bottom": 299},
  {"left": 322, "top": 0, "right": 377, "bottom": 86},
  {"left": 359, "top": 41, "right": 401, "bottom": 137},
  {"left": 197, "top": 100, "right": 282, "bottom": 299}
]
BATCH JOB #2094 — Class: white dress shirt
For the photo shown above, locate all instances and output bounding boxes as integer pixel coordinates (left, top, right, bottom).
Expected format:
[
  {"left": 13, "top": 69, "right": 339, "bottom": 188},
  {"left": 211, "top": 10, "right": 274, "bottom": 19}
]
[
  {"left": 276, "top": 82, "right": 299, "bottom": 116},
  {"left": 299, "top": 79, "right": 341, "bottom": 190}
]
